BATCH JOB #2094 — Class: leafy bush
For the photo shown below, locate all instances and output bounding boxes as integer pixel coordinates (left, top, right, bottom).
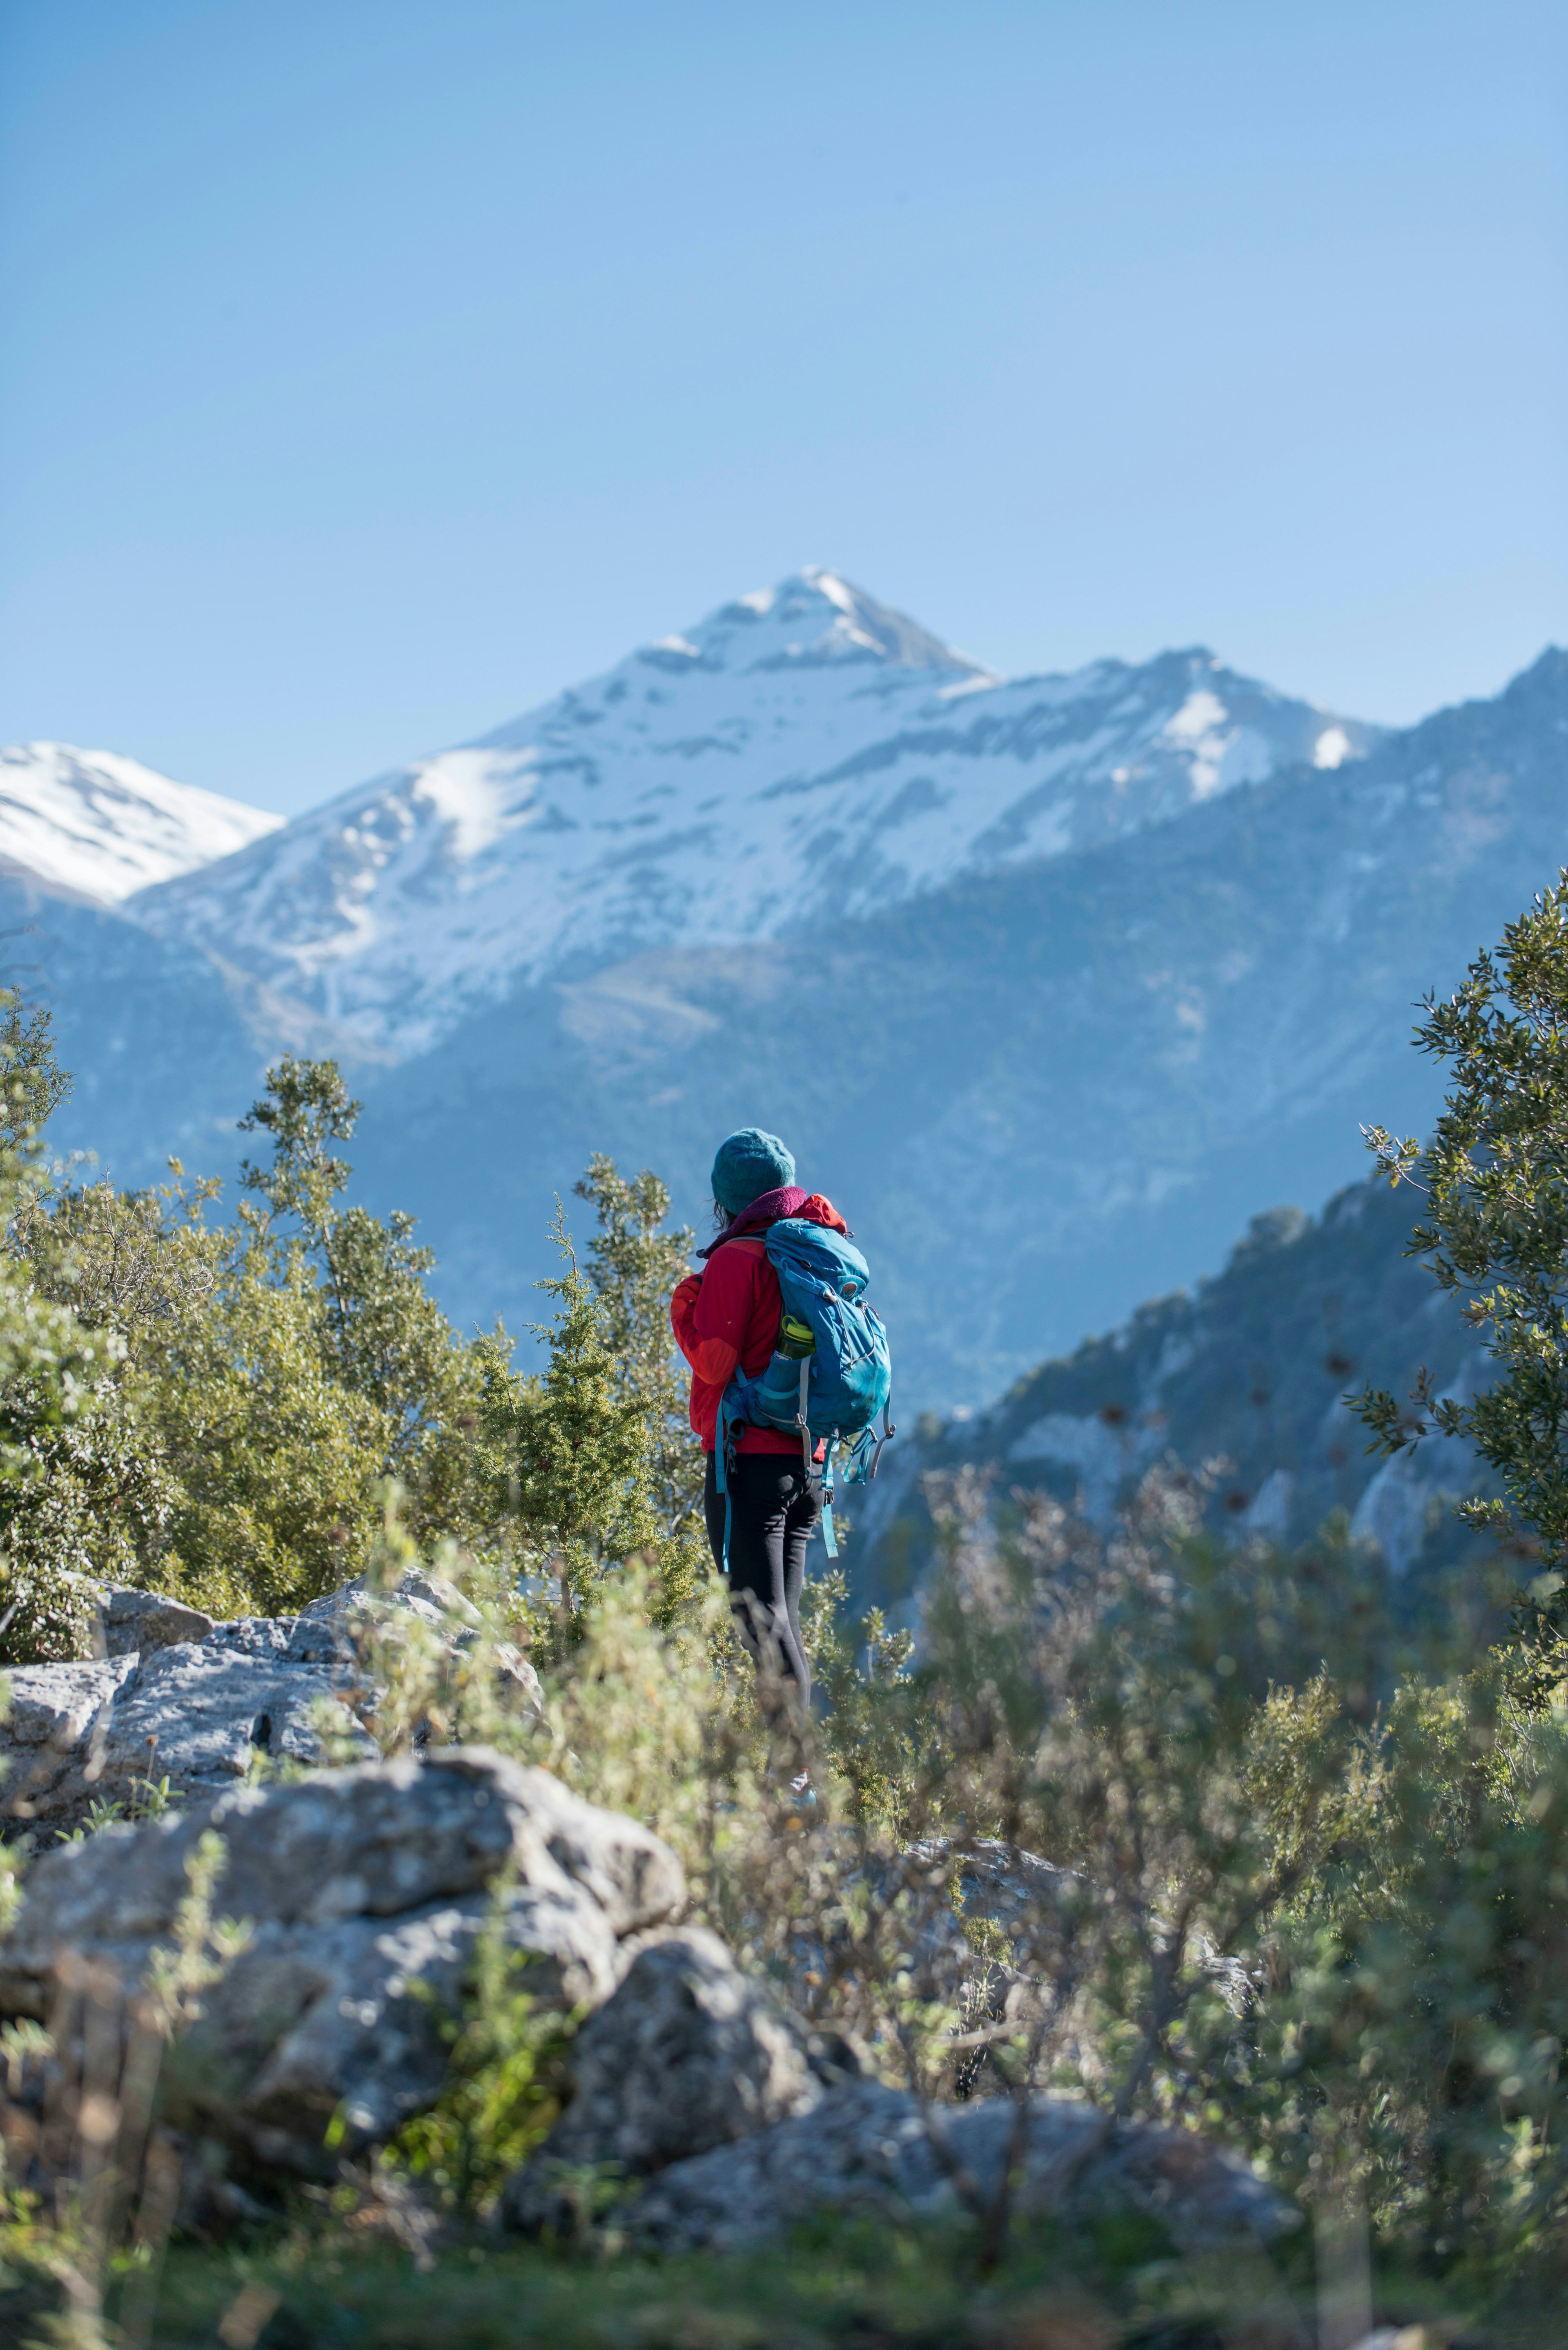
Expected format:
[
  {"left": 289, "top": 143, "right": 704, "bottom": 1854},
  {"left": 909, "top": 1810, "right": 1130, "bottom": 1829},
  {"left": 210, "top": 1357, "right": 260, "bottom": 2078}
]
[
  {"left": 0, "top": 999, "right": 140, "bottom": 1660},
  {"left": 1361, "top": 868, "right": 1568, "bottom": 1616},
  {"left": 387, "top": 1929, "right": 575, "bottom": 2219}
]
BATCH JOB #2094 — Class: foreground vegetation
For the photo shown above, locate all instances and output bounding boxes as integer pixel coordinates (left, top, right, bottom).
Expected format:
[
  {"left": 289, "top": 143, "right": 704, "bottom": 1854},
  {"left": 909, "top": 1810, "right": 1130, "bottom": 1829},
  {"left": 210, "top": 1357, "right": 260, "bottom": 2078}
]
[
  {"left": 9, "top": 878, "right": 1568, "bottom": 2341},
  {"left": 0, "top": 2212, "right": 1346, "bottom": 2350}
]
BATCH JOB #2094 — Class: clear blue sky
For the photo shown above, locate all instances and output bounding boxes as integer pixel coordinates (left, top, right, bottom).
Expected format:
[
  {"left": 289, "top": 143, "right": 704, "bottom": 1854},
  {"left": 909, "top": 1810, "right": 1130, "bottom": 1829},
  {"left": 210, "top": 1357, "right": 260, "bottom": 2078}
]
[{"left": 2, "top": 0, "right": 1564, "bottom": 816}]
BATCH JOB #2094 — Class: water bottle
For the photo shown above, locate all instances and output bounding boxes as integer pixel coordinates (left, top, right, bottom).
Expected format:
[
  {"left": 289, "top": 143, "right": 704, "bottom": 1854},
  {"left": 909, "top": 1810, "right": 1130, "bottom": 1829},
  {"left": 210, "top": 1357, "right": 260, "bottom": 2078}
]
[{"left": 757, "top": 1313, "right": 815, "bottom": 1429}]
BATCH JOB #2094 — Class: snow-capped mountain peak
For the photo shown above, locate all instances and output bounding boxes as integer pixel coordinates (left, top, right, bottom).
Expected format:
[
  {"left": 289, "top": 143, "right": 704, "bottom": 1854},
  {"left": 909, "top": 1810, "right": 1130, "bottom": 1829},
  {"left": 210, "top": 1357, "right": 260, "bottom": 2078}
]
[
  {"left": 128, "top": 573, "right": 1380, "bottom": 1057},
  {"left": 0, "top": 743, "right": 281, "bottom": 905},
  {"left": 628, "top": 566, "right": 986, "bottom": 680}
]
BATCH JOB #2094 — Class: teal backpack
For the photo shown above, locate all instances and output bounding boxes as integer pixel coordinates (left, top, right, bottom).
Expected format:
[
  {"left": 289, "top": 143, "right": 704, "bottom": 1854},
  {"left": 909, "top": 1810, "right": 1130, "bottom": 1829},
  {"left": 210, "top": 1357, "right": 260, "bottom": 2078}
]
[{"left": 716, "top": 1218, "right": 894, "bottom": 1567}]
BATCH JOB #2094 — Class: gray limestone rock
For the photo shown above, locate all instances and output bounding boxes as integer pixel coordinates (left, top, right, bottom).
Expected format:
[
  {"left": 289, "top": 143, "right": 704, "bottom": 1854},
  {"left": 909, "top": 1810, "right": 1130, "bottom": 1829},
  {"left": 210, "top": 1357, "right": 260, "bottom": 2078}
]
[
  {"left": 0, "top": 1747, "right": 684, "bottom": 2175},
  {"left": 97, "top": 1588, "right": 216, "bottom": 1658},
  {"left": 0, "top": 1644, "right": 370, "bottom": 1834},
  {"left": 503, "top": 1926, "right": 856, "bottom": 2232},
  {"left": 625, "top": 2078, "right": 1298, "bottom": 2254},
  {"left": 0, "top": 1569, "right": 542, "bottom": 1836},
  {"left": 292, "top": 1569, "right": 542, "bottom": 1719},
  {"left": 0, "top": 1655, "right": 130, "bottom": 1779},
  {"left": 292, "top": 1568, "right": 493, "bottom": 1659}
]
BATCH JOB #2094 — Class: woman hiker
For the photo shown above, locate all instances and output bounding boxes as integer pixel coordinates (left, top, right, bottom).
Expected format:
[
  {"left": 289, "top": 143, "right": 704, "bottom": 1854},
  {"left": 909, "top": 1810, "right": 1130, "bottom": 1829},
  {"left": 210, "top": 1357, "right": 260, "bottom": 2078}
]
[{"left": 670, "top": 1126, "right": 849, "bottom": 1707}]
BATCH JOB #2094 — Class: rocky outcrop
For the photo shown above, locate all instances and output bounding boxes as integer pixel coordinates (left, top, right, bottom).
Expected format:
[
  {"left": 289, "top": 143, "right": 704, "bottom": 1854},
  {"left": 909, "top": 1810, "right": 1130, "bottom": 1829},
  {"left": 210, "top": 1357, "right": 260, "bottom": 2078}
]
[
  {"left": 0, "top": 1747, "right": 683, "bottom": 2176},
  {"left": 0, "top": 1587, "right": 1292, "bottom": 2246},
  {"left": 0, "top": 1721, "right": 1296, "bottom": 2250},
  {"left": 622, "top": 2079, "right": 1298, "bottom": 2254},
  {"left": 500, "top": 1917, "right": 1293, "bottom": 2258},
  {"left": 503, "top": 1927, "right": 858, "bottom": 2231},
  {"left": 0, "top": 1570, "right": 541, "bottom": 1836}
]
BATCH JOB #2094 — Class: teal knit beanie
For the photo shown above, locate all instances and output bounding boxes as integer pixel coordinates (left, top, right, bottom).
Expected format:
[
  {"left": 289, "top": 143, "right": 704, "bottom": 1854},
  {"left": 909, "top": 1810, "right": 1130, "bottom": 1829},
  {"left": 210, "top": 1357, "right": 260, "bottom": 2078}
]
[{"left": 711, "top": 1128, "right": 796, "bottom": 1219}]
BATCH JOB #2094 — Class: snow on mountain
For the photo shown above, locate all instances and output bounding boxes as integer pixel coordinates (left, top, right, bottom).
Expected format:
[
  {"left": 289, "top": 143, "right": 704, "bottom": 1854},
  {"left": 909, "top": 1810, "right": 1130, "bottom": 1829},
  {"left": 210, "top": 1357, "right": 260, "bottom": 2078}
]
[
  {"left": 129, "top": 569, "right": 1378, "bottom": 1057},
  {"left": 0, "top": 744, "right": 281, "bottom": 904}
]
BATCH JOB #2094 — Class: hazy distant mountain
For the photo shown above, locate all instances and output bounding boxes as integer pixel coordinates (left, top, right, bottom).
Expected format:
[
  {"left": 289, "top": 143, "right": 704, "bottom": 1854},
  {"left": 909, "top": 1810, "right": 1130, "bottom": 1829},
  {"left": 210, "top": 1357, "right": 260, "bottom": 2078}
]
[
  {"left": 0, "top": 871, "right": 267, "bottom": 1180},
  {"left": 0, "top": 744, "right": 280, "bottom": 904},
  {"left": 129, "top": 570, "right": 1376, "bottom": 1057},
  {"left": 849, "top": 1170, "right": 1501, "bottom": 1619}
]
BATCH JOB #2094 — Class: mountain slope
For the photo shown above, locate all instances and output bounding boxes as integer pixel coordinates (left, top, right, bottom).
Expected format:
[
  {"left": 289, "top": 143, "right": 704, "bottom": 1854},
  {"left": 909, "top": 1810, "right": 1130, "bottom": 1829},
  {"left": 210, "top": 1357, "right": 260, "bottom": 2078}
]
[
  {"left": 129, "top": 570, "right": 1374, "bottom": 1057},
  {"left": 0, "top": 875, "right": 267, "bottom": 1182},
  {"left": 0, "top": 744, "right": 281, "bottom": 904},
  {"left": 849, "top": 1171, "right": 1500, "bottom": 1617}
]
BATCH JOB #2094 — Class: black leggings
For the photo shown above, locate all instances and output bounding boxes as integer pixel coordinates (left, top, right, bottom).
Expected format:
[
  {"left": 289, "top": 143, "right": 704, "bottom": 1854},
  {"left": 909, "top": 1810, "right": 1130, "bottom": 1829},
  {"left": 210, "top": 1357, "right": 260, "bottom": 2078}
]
[{"left": 704, "top": 1450, "right": 821, "bottom": 1703}]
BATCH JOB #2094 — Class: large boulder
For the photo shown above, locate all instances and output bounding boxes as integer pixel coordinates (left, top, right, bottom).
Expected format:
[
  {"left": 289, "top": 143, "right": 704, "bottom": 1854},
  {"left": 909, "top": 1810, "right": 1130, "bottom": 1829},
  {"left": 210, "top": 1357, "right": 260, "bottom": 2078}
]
[
  {"left": 0, "top": 1747, "right": 683, "bottom": 2176},
  {"left": 503, "top": 1926, "right": 858, "bottom": 2232},
  {"left": 0, "top": 1571, "right": 541, "bottom": 1837},
  {"left": 623, "top": 2078, "right": 1298, "bottom": 2254},
  {"left": 98, "top": 1588, "right": 217, "bottom": 1657}
]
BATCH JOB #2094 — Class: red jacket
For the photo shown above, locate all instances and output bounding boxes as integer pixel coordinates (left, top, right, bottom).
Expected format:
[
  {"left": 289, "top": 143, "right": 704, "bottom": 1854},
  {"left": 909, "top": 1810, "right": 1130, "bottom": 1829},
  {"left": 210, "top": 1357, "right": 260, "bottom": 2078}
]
[{"left": 671, "top": 1188, "right": 847, "bottom": 1455}]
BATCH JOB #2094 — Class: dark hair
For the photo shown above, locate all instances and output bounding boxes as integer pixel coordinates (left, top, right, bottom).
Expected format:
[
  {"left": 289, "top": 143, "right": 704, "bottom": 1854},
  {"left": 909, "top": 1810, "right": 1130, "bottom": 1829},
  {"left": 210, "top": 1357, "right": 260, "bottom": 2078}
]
[{"left": 711, "top": 1198, "right": 730, "bottom": 1233}]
